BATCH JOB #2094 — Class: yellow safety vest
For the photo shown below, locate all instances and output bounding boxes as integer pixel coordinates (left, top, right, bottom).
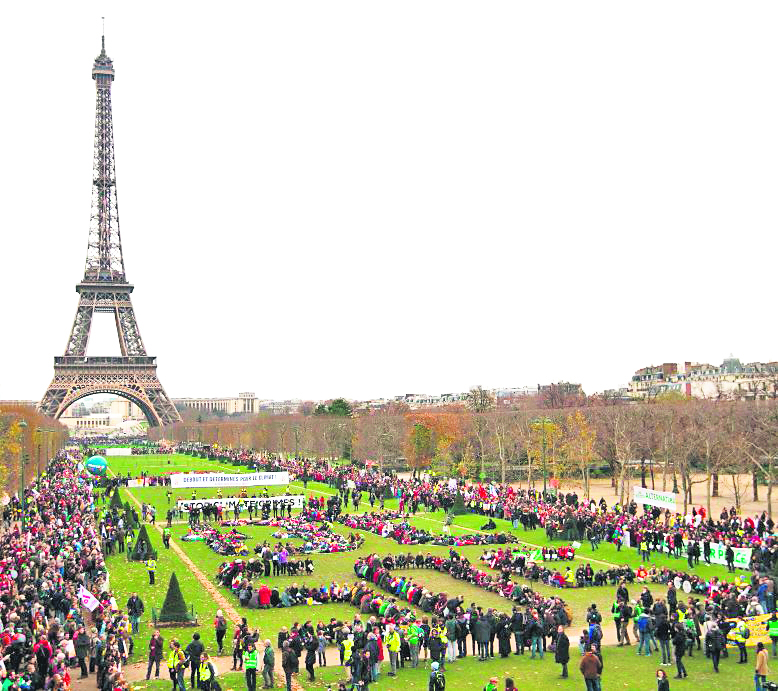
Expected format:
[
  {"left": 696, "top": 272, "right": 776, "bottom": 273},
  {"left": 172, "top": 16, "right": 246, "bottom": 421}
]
[
  {"left": 168, "top": 650, "right": 183, "bottom": 669},
  {"left": 147, "top": 559, "right": 157, "bottom": 571},
  {"left": 199, "top": 662, "right": 212, "bottom": 681}
]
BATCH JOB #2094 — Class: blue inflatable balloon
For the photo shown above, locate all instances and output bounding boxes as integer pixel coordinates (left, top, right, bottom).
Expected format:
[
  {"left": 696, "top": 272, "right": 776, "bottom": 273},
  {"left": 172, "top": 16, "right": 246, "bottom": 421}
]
[{"left": 85, "top": 455, "right": 108, "bottom": 476}]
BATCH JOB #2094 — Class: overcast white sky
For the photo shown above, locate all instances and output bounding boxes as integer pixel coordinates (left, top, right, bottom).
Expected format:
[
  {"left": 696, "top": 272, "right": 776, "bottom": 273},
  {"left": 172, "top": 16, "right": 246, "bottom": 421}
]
[{"left": 2, "top": 2, "right": 777, "bottom": 403}]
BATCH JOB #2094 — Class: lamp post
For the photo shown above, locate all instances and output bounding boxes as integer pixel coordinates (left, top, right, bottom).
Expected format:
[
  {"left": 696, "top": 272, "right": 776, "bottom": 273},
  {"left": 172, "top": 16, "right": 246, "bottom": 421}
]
[
  {"left": 18, "top": 420, "right": 27, "bottom": 532},
  {"left": 533, "top": 416, "right": 552, "bottom": 496},
  {"left": 35, "top": 427, "right": 41, "bottom": 483}
]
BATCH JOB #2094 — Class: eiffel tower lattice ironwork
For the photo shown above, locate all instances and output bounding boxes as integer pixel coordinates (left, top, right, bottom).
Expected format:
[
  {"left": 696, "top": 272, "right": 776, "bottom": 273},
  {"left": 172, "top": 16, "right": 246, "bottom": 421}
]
[{"left": 39, "top": 36, "right": 181, "bottom": 427}]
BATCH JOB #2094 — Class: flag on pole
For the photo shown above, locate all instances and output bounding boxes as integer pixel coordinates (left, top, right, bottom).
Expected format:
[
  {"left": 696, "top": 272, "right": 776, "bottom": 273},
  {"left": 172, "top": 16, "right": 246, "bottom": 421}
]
[{"left": 77, "top": 586, "right": 100, "bottom": 612}]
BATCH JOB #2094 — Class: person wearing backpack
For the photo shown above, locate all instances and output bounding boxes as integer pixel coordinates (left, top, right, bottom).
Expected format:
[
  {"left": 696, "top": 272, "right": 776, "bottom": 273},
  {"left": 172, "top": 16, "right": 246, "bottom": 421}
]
[
  {"left": 198, "top": 652, "right": 217, "bottom": 691},
  {"left": 637, "top": 612, "right": 652, "bottom": 656},
  {"left": 730, "top": 616, "right": 749, "bottom": 664},
  {"left": 705, "top": 624, "right": 725, "bottom": 673},
  {"left": 428, "top": 661, "right": 445, "bottom": 691},
  {"left": 482, "top": 676, "right": 498, "bottom": 691},
  {"left": 765, "top": 611, "right": 778, "bottom": 658},
  {"left": 214, "top": 611, "right": 227, "bottom": 655}
]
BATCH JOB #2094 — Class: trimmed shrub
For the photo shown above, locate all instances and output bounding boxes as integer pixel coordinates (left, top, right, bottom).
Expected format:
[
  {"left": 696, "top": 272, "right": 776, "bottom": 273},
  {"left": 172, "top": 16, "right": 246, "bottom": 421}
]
[
  {"left": 450, "top": 492, "right": 468, "bottom": 516},
  {"left": 128, "top": 524, "right": 157, "bottom": 561},
  {"left": 159, "top": 572, "right": 189, "bottom": 623}
]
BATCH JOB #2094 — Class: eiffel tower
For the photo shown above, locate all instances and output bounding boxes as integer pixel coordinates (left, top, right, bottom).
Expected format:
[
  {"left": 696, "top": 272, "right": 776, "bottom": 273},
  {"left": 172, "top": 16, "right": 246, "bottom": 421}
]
[{"left": 39, "top": 36, "right": 181, "bottom": 427}]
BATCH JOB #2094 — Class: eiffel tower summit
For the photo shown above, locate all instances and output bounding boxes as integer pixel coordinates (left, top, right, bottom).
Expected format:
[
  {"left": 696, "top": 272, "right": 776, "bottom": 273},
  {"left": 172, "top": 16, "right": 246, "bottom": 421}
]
[{"left": 39, "top": 35, "right": 181, "bottom": 427}]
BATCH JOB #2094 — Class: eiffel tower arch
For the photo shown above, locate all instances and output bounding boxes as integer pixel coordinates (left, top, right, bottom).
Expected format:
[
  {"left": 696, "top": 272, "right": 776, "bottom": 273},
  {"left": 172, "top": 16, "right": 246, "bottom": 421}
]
[{"left": 39, "top": 36, "right": 181, "bottom": 428}]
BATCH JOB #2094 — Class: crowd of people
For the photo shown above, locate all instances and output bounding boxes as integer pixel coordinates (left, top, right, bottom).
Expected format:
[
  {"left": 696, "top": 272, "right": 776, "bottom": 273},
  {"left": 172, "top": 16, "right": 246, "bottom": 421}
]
[
  {"left": 181, "top": 525, "right": 251, "bottom": 557},
  {"left": 335, "top": 511, "right": 517, "bottom": 548},
  {"left": 158, "top": 443, "right": 778, "bottom": 572},
  {"left": 0, "top": 452, "right": 135, "bottom": 691},
  {"left": 50, "top": 441, "right": 778, "bottom": 691}
]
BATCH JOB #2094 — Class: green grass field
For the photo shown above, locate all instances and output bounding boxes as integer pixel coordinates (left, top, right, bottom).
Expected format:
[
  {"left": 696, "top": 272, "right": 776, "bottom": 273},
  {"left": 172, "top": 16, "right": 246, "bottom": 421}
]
[
  {"left": 103, "top": 453, "right": 762, "bottom": 690},
  {"left": 130, "top": 642, "right": 757, "bottom": 691}
]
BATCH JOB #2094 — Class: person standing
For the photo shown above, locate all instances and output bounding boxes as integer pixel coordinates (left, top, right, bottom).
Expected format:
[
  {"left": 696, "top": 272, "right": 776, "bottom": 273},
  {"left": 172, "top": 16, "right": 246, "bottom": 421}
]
[
  {"left": 766, "top": 611, "right": 778, "bottom": 657},
  {"left": 199, "top": 653, "right": 215, "bottom": 691},
  {"left": 386, "top": 624, "right": 401, "bottom": 676},
  {"left": 755, "top": 641, "right": 769, "bottom": 691},
  {"left": 428, "top": 661, "right": 445, "bottom": 690},
  {"left": 75, "top": 627, "right": 91, "bottom": 679},
  {"left": 475, "top": 615, "right": 490, "bottom": 661},
  {"left": 656, "top": 668, "right": 670, "bottom": 691},
  {"left": 185, "top": 633, "right": 205, "bottom": 689},
  {"left": 304, "top": 633, "right": 317, "bottom": 682},
  {"left": 731, "top": 617, "right": 749, "bottom": 664},
  {"left": 147, "top": 631, "right": 164, "bottom": 680},
  {"left": 214, "top": 610, "right": 227, "bottom": 655},
  {"left": 705, "top": 624, "right": 724, "bottom": 673},
  {"left": 168, "top": 640, "right": 187, "bottom": 691},
  {"left": 407, "top": 620, "right": 421, "bottom": 668},
  {"left": 672, "top": 625, "right": 688, "bottom": 680},
  {"left": 281, "top": 641, "right": 296, "bottom": 691},
  {"left": 261, "top": 639, "right": 275, "bottom": 689},
  {"left": 243, "top": 640, "right": 258, "bottom": 691},
  {"left": 146, "top": 557, "right": 157, "bottom": 585},
  {"left": 656, "top": 616, "right": 672, "bottom": 666},
  {"left": 555, "top": 625, "right": 570, "bottom": 678},
  {"left": 579, "top": 648, "right": 602, "bottom": 691},
  {"left": 127, "top": 593, "right": 145, "bottom": 634}
]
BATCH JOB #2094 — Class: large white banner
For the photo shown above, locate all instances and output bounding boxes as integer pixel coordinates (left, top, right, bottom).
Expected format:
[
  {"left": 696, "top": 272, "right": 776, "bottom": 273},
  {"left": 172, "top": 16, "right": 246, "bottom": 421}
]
[
  {"left": 705, "top": 542, "right": 752, "bottom": 569},
  {"left": 176, "top": 495, "right": 304, "bottom": 512},
  {"left": 105, "top": 448, "right": 133, "bottom": 456},
  {"left": 649, "top": 539, "right": 752, "bottom": 570},
  {"left": 170, "top": 471, "right": 290, "bottom": 488},
  {"left": 633, "top": 486, "right": 677, "bottom": 511}
]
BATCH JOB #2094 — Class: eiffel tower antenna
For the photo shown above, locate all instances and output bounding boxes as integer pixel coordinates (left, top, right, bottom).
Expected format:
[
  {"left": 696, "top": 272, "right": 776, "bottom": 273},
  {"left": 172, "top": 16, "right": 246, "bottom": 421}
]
[{"left": 39, "top": 35, "right": 181, "bottom": 427}]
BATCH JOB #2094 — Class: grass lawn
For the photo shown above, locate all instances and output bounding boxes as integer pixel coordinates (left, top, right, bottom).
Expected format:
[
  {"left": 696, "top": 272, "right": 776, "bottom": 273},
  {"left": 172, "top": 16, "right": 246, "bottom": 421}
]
[
  {"left": 105, "top": 453, "right": 257, "bottom": 477},
  {"left": 130, "top": 643, "right": 757, "bottom": 691}
]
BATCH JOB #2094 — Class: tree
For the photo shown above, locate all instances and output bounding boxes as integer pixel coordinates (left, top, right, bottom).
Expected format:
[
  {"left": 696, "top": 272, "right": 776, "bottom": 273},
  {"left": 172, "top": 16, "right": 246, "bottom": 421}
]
[
  {"left": 159, "top": 572, "right": 190, "bottom": 623},
  {"left": 466, "top": 386, "right": 494, "bottom": 414},
  {"left": 328, "top": 399, "right": 353, "bottom": 417},
  {"left": 527, "top": 417, "right": 562, "bottom": 491},
  {"left": 405, "top": 422, "right": 435, "bottom": 471},
  {"left": 562, "top": 411, "right": 598, "bottom": 499}
]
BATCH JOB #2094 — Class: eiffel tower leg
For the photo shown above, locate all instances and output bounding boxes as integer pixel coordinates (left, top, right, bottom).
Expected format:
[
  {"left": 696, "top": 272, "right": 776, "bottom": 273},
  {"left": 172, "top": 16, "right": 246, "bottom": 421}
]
[{"left": 65, "top": 295, "right": 96, "bottom": 357}]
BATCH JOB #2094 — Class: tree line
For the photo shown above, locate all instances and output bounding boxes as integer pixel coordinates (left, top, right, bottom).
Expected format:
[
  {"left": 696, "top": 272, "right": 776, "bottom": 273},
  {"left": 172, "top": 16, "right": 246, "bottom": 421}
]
[
  {"left": 154, "top": 391, "right": 778, "bottom": 517},
  {"left": 0, "top": 405, "right": 68, "bottom": 493}
]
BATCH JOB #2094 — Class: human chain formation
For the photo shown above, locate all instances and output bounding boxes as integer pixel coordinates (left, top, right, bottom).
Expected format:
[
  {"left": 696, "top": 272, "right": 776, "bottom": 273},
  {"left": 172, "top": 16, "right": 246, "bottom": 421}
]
[{"left": 42, "top": 442, "right": 775, "bottom": 691}]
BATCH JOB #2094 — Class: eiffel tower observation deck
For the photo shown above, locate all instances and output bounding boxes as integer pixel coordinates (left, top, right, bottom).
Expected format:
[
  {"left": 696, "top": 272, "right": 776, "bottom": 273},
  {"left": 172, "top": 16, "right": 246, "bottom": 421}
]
[{"left": 39, "top": 36, "right": 181, "bottom": 427}]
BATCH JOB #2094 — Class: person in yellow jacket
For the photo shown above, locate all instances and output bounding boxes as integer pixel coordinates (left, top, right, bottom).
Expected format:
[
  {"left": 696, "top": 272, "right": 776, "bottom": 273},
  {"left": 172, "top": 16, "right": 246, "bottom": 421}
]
[
  {"left": 564, "top": 568, "right": 575, "bottom": 587},
  {"left": 729, "top": 616, "right": 749, "bottom": 663},
  {"left": 199, "top": 652, "right": 216, "bottom": 691},
  {"left": 342, "top": 636, "right": 354, "bottom": 668},
  {"left": 146, "top": 558, "right": 157, "bottom": 585},
  {"left": 385, "top": 624, "right": 401, "bottom": 677},
  {"left": 167, "top": 640, "right": 186, "bottom": 691}
]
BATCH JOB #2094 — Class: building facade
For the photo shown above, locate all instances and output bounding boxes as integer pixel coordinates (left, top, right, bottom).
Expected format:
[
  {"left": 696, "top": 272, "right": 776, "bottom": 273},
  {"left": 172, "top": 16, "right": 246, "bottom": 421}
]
[{"left": 629, "top": 357, "right": 778, "bottom": 400}]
